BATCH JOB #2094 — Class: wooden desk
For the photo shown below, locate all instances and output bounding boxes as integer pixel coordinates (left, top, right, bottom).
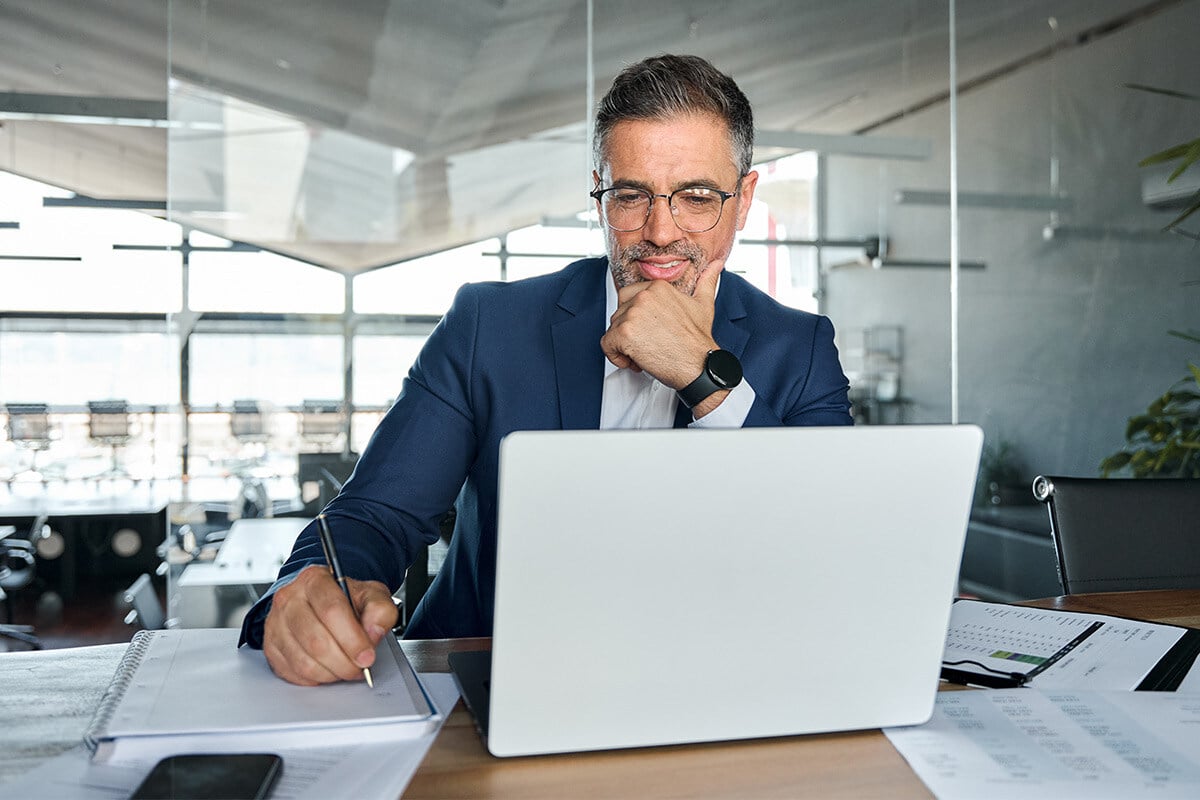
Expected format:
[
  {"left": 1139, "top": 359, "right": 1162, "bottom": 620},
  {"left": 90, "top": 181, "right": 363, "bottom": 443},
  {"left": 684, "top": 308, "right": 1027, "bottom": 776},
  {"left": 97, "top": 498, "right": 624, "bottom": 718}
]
[
  {"left": 2, "top": 591, "right": 1197, "bottom": 798},
  {"left": 400, "top": 590, "right": 1200, "bottom": 799},
  {"left": 1020, "top": 589, "right": 1200, "bottom": 628}
]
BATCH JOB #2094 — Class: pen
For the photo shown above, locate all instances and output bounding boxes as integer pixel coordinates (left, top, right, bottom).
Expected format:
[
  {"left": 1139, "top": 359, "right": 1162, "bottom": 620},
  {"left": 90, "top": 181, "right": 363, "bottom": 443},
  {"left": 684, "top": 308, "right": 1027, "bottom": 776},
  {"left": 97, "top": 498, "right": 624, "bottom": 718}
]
[{"left": 316, "top": 513, "right": 374, "bottom": 688}]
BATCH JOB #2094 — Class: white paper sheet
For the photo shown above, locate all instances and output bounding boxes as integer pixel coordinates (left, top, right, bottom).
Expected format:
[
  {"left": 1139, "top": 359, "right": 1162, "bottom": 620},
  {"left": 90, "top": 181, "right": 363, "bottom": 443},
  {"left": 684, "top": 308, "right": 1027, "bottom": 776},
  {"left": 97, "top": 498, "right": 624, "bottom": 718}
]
[
  {"left": 884, "top": 689, "right": 1200, "bottom": 799},
  {"left": 0, "top": 673, "right": 460, "bottom": 800}
]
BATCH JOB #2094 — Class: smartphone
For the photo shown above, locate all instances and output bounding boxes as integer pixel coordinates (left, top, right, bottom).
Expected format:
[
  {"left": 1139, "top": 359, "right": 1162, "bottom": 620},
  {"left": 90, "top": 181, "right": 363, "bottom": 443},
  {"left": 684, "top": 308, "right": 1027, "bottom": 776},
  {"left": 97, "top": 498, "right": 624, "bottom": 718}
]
[{"left": 129, "top": 753, "right": 283, "bottom": 800}]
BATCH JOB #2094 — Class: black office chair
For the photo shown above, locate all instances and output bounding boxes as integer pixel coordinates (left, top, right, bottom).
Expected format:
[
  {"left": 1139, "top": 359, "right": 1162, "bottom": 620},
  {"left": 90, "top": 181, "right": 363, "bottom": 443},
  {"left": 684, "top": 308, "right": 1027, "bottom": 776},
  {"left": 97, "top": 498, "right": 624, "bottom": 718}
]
[
  {"left": 396, "top": 508, "right": 455, "bottom": 633},
  {"left": 0, "top": 515, "right": 47, "bottom": 649},
  {"left": 123, "top": 573, "right": 166, "bottom": 631},
  {"left": 1032, "top": 475, "right": 1200, "bottom": 594}
]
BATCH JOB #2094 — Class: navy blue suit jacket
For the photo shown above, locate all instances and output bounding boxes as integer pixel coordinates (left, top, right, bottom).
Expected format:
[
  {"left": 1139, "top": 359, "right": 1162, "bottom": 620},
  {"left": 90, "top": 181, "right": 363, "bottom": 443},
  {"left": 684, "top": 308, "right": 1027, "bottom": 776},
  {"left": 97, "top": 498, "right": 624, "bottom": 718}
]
[{"left": 240, "top": 257, "right": 851, "bottom": 645}]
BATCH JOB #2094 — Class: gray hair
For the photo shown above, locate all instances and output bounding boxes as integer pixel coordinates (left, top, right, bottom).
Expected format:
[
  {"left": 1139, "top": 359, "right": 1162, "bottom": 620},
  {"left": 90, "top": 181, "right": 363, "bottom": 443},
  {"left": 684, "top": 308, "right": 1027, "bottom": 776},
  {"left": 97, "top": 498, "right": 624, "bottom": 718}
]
[{"left": 593, "top": 54, "right": 754, "bottom": 177}]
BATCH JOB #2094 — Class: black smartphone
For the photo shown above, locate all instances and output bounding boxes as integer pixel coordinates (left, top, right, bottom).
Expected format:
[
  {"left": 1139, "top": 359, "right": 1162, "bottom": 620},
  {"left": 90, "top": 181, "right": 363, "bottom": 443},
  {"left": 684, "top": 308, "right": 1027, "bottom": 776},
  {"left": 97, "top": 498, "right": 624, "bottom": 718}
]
[{"left": 129, "top": 753, "right": 283, "bottom": 800}]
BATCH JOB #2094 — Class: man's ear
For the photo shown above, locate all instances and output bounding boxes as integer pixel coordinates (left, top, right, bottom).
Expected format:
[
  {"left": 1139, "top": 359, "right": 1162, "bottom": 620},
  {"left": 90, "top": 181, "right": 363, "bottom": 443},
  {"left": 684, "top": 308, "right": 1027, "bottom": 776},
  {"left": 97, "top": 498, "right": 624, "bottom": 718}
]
[
  {"left": 734, "top": 170, "right": 760, "bottom": 230},
  {"left": 591, "top": 170, "right": 603, "bottom": 213}
]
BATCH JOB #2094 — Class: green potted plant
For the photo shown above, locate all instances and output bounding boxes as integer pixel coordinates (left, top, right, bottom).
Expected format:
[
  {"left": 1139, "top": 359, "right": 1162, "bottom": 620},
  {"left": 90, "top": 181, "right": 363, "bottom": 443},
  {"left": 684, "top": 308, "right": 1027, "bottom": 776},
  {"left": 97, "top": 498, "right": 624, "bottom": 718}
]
[{"left": 1100, "top": 354, "right": 1200, "bottom": 478}]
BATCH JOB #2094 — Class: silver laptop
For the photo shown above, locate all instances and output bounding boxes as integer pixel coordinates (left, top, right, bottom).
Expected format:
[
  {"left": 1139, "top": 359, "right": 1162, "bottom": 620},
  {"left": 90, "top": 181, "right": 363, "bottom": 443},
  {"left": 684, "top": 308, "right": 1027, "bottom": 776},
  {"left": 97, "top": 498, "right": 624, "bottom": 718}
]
[{"left": 450, "top": 424, "right": 983, "bottom": 757}]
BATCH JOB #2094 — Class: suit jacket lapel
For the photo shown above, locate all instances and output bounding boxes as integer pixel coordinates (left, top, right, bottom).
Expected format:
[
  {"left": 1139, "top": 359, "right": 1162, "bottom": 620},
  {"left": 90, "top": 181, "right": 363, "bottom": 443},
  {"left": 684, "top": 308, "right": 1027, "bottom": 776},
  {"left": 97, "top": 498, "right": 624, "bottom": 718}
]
[
  {"left": 552, "top": 259, "right": 607, "bottom": 429},
  {"left": 712, "top": 275, "right": 751, "bottom": 358}
]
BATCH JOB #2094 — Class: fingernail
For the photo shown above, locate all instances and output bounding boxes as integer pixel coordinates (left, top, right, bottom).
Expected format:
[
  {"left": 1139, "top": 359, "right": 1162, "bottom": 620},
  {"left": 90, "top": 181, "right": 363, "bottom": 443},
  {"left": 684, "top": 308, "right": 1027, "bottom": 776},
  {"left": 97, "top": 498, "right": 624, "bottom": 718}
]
[
  {"left": 356, "top": 650, "right": 374, "bottom": 667},
  {"left": 367, "top": 624, "right": 386, "bottom": 640}
]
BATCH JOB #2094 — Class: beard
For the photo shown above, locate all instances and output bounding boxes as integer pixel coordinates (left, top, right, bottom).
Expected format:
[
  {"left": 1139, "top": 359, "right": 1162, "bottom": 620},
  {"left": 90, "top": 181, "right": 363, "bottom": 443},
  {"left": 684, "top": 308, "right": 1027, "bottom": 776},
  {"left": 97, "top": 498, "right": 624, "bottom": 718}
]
[{"left": 607, "top": 238, "right": 708, "bottom": 295}]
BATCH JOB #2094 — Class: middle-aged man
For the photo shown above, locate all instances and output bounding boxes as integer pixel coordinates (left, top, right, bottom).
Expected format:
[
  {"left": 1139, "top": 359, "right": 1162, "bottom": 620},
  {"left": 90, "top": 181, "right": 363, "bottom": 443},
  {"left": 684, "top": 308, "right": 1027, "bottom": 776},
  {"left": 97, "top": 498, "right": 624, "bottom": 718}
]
[{"left": 241, "top": 53, "right": 853, "bottom": 686}]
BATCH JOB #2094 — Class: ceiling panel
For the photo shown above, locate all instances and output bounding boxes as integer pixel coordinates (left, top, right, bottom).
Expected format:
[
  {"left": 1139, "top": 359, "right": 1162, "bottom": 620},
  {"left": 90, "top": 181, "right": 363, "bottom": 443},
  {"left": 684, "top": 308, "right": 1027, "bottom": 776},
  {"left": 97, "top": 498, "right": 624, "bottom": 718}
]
[{"left": 0, "top": 0, "right": 1177, "bottom": 272}]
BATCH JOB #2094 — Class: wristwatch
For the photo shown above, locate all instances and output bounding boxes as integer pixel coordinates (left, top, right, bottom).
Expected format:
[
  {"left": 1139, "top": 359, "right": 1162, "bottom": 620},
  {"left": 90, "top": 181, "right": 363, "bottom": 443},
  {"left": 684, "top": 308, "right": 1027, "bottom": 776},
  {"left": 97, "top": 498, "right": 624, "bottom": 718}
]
[{"left": 677, "top": 349, "right": 743, "bottom": 409}]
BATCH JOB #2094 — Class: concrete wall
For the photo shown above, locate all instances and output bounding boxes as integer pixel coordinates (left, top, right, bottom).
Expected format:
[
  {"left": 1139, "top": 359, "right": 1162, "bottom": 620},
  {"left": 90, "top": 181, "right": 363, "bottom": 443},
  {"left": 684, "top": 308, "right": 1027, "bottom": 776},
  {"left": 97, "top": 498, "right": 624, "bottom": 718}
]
[{"left": 824, "top": 2, "right": 1198, "bottom": 482}]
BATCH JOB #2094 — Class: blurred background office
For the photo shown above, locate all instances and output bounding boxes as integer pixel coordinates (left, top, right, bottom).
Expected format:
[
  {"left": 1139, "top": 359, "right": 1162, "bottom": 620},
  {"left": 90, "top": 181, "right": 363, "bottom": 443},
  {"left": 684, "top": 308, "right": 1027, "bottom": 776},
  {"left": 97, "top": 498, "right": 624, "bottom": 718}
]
[{"left": 1, "top": 0, "right": 1197, "bottom": 646}]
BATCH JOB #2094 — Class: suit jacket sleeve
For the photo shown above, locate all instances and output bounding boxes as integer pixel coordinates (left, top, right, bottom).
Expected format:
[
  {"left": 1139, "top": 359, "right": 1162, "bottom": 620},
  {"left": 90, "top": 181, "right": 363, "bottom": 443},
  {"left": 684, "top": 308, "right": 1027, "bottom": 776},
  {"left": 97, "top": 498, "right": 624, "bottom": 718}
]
[
  {"left": 239, "top": 284, "right": 486, "bottom": 647},
  {"left": 744, "top": 314, "right": 853, "bottom": 428}
]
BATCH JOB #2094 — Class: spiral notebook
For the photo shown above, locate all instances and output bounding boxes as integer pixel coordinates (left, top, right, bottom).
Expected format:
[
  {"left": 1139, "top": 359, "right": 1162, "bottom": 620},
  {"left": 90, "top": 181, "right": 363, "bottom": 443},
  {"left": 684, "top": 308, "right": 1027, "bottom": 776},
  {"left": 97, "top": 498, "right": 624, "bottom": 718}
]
[{"left": 85, "top": 627, "right": 436, "bottom": 763}]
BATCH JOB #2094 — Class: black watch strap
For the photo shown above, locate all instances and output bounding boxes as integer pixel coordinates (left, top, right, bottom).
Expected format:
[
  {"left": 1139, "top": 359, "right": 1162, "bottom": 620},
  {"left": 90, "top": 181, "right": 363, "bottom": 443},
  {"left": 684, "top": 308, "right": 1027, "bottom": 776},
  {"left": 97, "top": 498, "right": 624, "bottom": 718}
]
[{"left": 677, "top": 349, "right": 743, "bottom": 409}]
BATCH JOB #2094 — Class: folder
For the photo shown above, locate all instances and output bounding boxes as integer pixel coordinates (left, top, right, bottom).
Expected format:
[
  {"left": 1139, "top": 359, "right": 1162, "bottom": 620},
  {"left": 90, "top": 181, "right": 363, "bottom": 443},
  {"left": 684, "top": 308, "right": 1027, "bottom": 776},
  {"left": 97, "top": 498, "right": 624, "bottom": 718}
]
[{"left": 941, "top": 599, "right": 1200, "bottom": 691}]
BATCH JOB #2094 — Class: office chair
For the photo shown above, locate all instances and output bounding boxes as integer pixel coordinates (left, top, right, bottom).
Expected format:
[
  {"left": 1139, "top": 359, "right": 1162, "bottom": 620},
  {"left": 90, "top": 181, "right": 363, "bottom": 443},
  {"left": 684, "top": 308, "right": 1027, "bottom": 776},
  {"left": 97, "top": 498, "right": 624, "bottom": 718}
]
[
  {"left": 123, "top": 573, "right": 167, "bottom": 630},
  {"left": 1032, "top": 475, "right": 1200, "bottom": 593},
  {"left": 4, "top": 403, "right": 54, "bottom": 483},
  {"left": 396, "top": 508, "right": 455, "bottom": 633},
  {"left": 296, "top": 450, "right": 359, "bottom": 516},
  {"left": 230, "top": 399, "right": 268, "bottom": 443},
  {"left": 87, "top": 399, "right": 133, "bottom": 481},
  {"left": 298, "top": 399, "right": 344, "bottom": 453},
  {"left": 0, "top": 516, "right": 46, "bottom": 649}
]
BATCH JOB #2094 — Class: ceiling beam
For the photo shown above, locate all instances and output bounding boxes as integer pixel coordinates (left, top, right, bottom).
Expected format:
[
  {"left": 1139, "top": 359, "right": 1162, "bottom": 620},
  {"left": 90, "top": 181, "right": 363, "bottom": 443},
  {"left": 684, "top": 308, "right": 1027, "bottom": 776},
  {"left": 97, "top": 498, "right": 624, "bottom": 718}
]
[
  {"left": 895, "top": 189, "right": 1073, "bottom": 211},
  {"left": 0, "top": 92, "right": 168, "bottom": 127},
  {"left": 0, "top": 254, "right": 82, "bottom": 262},
  {"left": 754, "top": 129, "right": 931, "bottom": 160},
  {"left": 44, "top": 197, "right": 167, "bottom": 211}
]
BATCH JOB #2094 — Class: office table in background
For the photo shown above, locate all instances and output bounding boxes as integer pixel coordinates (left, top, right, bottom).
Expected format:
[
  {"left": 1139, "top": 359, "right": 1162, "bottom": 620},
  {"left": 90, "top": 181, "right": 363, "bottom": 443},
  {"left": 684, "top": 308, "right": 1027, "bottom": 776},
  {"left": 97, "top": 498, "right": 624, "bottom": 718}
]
[{"left": 2, "top": 590, "right": 1198, "bottom": 799}]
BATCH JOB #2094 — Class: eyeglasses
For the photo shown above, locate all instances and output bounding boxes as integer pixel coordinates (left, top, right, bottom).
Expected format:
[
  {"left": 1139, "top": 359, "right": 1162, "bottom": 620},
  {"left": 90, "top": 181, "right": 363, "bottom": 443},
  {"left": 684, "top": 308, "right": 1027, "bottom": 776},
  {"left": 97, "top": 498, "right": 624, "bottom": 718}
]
[{"left": 589, "top": 184, "right": 740, "bottom": 233}]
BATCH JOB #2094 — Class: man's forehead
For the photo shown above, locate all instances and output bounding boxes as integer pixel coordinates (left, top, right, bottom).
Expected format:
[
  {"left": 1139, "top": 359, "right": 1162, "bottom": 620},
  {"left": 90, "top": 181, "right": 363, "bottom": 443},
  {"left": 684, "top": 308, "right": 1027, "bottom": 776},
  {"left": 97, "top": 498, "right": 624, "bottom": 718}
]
[{"left": 598, "top": 114, "right": 739, "bottom": 183}]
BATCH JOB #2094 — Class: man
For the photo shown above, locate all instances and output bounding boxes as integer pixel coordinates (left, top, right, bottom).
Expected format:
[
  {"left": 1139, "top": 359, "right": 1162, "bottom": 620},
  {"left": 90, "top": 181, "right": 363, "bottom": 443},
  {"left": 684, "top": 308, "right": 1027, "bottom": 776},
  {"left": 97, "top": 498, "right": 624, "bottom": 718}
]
[{"left": 242, "top": 54, "right": 852, "bottom": 686}]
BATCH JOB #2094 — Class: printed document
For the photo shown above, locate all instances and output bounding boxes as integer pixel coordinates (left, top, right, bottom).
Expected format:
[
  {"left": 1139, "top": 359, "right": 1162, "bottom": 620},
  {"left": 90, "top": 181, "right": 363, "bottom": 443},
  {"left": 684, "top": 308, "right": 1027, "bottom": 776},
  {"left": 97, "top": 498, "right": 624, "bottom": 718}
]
[{"left": 885, "top": 688, "right": 1200, "bottom": 799}]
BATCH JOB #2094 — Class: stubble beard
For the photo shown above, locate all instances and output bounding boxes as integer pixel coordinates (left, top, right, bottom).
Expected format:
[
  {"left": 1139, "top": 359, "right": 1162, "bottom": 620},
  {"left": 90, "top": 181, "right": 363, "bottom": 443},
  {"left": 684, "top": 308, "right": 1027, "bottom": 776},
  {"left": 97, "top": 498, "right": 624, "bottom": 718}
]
[{"left": 608, "top": 238, "right": 708, "bottom": 296}]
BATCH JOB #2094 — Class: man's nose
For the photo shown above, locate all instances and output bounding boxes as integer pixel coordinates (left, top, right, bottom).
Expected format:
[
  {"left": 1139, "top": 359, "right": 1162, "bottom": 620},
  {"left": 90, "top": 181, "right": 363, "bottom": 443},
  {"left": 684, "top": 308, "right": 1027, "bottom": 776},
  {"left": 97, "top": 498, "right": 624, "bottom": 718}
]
[{"left": 642, "top": 195, "right": 680, "bottom": 246}]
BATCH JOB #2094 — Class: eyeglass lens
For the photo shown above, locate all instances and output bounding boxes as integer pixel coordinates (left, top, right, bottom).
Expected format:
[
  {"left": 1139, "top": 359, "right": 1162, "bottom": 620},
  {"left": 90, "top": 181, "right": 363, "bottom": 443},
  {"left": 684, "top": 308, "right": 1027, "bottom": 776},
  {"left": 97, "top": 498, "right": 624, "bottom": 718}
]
[{"left": 599, "top": 187, "right": 728, "bottom": 233}]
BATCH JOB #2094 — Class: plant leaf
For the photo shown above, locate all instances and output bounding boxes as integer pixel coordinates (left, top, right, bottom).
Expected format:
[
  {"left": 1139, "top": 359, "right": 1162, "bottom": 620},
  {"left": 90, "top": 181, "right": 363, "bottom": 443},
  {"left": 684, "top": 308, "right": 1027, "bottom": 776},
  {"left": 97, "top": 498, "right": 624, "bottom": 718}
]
[
  {"left": 1124, "top": 83, "right": 1200, "bottom": 100},
  {"left": 1138, "top": 142, "right": 1196, "bottom": 167},
  {"left": 1163, "top": 193, "right": 1200, "bottom": 231},
  {"left": 1166, "top": 141, "right": 1200, "bottom": 181},
  {"left": 1125, "top": 414, "right": 1157, "bottom": 439},
  {"left": 1099, "top": 452, "right": 1132, "bottom": 474}
]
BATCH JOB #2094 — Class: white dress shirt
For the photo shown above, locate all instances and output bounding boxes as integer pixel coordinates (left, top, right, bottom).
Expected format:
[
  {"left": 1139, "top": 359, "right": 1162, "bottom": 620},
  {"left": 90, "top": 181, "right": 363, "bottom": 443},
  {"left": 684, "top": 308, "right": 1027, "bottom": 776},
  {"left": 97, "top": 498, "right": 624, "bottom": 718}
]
[{"left": 598, "top": 272, "right": 756, "bottom": 430}]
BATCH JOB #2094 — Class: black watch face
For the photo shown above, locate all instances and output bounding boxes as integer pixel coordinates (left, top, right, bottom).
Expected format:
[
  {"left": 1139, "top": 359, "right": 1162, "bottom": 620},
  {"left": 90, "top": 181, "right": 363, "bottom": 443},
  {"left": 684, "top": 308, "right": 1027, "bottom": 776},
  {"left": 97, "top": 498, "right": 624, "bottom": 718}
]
[{"left": 707, "top": 349, "right": 743, "bottom": 389}]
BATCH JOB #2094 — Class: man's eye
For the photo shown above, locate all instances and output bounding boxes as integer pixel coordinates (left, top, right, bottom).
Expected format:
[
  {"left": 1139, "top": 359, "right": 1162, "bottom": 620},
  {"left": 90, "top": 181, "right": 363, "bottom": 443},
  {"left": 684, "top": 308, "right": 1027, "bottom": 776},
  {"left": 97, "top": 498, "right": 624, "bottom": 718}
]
[
  {"left": 678, "top": 191, "right": 719, "bottom": 208},
  {"left": 611, "top": 191, "right": 648, "bottom": 205}
]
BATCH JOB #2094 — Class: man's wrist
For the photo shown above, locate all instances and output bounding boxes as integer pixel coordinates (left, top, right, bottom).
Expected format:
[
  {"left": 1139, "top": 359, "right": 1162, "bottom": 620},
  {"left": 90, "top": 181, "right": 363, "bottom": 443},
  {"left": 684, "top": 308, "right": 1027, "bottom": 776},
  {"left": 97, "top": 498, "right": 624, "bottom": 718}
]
[
  {"left": 690, "top": 388, "right": 730, "bottom": 419},
  {"left": 676, "top": 349, "right": 743, "bottom": 409}
]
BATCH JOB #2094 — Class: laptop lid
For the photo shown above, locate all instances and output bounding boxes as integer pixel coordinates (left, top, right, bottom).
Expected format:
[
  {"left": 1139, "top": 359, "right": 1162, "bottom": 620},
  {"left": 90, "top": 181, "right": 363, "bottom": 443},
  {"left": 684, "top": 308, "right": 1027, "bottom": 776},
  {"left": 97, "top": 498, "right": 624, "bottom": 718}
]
[{"left": 478, "top": 424, "right": 983, "bottom": 757}]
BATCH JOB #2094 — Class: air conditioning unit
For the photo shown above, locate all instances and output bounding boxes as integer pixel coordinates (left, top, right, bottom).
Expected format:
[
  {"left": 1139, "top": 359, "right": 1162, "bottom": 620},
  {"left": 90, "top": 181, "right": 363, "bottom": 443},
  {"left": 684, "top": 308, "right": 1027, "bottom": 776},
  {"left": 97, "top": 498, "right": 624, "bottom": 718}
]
[{"left": 1142, "top": 163, "right": 1200, "bottom": 210}]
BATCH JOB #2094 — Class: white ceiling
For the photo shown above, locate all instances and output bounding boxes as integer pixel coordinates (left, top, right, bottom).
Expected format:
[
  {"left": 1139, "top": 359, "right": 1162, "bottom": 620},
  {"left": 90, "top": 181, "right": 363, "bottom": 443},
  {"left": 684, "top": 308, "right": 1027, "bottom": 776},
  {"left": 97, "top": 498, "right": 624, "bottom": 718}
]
[{"left": 0, "top": 0, "right": 1176, "bottom": 273}]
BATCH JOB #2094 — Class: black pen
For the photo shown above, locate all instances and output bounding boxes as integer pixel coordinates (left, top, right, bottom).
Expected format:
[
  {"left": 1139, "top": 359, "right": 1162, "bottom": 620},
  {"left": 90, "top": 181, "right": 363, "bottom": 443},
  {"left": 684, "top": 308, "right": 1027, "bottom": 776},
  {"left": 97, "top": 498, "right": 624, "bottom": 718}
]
[{"left": 316, "top": 513, "right": 374, "bottom": 688}]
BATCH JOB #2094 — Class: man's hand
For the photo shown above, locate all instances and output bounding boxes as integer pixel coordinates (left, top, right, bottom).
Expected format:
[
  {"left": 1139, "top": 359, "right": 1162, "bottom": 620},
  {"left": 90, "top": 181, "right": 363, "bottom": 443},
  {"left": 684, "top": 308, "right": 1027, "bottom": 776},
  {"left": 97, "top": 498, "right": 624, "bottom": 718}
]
[
  {"left": 600, "top": 259, "right": 723, "bottom": 390},
  {"left": 262, "top": 564, "right": 398, "bottom": 686}
]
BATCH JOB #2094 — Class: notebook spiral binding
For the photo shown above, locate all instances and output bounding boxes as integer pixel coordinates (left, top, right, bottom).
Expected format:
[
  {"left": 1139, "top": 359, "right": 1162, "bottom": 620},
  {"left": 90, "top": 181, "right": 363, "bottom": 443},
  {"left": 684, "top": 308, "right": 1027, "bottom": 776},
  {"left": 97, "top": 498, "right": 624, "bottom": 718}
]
[{"left": 83, "top": 629, "right": 157, "bottom": 752}]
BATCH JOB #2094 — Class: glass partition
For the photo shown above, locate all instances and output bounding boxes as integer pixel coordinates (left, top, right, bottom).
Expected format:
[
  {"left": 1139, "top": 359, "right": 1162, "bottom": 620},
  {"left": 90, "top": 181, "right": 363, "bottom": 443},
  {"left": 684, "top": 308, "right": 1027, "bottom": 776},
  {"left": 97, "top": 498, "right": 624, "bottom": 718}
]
[
  {"left": 955, "top": 2, "right": 1198, "bottom": 485},
  {"left": 954, "top": 3, "right": 1197, "bottom": 601},
  {"left": 0, "top": 3, "right": 177, "bottom": 489},
  {"left": 5, "top": 1, "right": 1193, "bottom": 607}
]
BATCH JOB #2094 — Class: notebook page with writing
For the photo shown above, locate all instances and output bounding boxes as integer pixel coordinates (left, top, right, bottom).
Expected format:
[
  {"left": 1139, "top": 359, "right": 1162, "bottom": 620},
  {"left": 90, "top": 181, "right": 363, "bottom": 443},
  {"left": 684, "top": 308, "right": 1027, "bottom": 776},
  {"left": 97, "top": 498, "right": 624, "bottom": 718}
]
[{"left": 85, "top": 628, "right": 435, "bottom": 762}]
